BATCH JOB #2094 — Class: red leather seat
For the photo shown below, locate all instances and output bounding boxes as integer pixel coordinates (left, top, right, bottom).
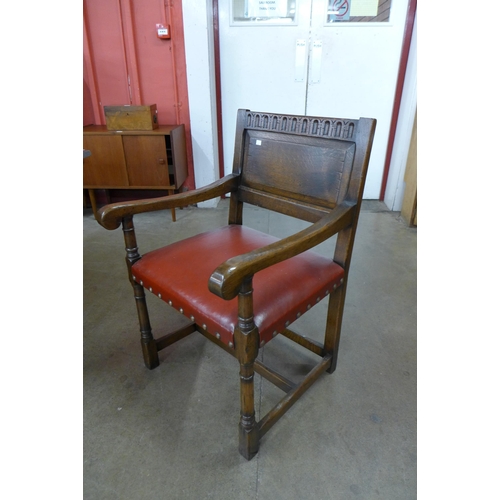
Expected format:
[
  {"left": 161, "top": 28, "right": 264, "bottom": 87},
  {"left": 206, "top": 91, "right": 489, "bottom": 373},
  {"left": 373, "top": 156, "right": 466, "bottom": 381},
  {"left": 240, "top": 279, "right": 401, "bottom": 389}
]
[{"left": 132, "top": 225, "right": 344, "bottom": 348}]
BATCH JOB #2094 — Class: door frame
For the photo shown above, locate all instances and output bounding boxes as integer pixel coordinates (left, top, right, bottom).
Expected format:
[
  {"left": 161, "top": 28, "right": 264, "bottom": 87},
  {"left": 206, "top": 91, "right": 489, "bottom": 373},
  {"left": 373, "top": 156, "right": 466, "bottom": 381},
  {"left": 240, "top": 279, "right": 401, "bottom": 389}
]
[
  {"left": 384, "top": 6, "right": 417, "bottom": 210},
  {"left": 380, "top": 0, "right": 417, "bottom": 201}
]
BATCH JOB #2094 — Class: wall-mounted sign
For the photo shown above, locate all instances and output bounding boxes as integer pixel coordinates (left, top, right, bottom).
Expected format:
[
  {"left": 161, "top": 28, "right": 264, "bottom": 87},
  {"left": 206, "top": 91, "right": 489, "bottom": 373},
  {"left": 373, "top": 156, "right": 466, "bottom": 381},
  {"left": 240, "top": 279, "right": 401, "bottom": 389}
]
[
  {"left": 350, "top": 0, "right": 379, "bottom": 17},
  {"left": 247, "top": 0, "right": 288, "bottom": 18},
  {"left": 326, "top": 0, "right": 391, "bottom": 23},
  {"left": 327, "top": 0, "right": 351, "bottom": 22}
]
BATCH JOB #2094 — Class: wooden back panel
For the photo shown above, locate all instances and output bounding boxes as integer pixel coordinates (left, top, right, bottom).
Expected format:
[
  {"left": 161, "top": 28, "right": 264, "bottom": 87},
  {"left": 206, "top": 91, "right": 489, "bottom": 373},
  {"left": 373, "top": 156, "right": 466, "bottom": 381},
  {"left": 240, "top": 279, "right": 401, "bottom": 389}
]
[{"left": 230, "top": 110, "right": 375, "bottom": 223}]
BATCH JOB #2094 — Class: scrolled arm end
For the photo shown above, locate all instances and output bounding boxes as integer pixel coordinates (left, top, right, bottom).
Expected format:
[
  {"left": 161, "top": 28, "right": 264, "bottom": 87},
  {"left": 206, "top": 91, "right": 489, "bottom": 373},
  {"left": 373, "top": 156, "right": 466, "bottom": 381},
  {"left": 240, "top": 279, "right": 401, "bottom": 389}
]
[
  {"left": 208, "top": 260, "right": 244, "bottom": 301},
  {"left": 96, "top": 204, "right": 123, "bottom": 230}
]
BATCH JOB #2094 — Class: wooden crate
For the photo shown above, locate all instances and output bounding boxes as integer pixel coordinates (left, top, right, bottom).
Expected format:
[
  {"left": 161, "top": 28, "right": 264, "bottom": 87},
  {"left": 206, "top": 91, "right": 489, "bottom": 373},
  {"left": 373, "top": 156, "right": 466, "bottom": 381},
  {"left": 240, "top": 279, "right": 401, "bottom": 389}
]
[{"left": 104, "top": 104, "right": 158, "bottom": 131}]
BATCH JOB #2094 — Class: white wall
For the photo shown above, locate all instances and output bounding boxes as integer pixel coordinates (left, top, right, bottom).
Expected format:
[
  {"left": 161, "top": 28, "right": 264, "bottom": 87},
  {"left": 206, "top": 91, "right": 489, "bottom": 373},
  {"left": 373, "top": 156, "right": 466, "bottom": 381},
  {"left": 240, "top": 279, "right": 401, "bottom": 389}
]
[{"left": 182, "top": 0, "right": 220, "bottom": 208}]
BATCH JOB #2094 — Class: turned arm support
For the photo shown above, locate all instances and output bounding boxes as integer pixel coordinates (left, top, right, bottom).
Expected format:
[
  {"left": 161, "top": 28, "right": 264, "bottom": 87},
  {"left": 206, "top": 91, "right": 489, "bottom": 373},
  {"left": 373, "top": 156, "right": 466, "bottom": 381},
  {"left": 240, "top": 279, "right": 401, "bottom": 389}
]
[
  {"left": 208, "top": 202, "right": 356, "bottom": 300},
  {"left": 96, "top": 174, "right": 240, "bottom": 230}
]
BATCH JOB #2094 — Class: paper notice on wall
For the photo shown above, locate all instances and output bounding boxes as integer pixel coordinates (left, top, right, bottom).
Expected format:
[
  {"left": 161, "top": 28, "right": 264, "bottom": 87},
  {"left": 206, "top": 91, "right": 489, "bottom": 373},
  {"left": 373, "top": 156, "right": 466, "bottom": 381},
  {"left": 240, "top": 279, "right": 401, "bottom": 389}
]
[
  {"left": 247, "top": 0, "right": 288, "bottom": 18},
  {"left": 350, "top": 0, "right": 379, "bottom": 17}
]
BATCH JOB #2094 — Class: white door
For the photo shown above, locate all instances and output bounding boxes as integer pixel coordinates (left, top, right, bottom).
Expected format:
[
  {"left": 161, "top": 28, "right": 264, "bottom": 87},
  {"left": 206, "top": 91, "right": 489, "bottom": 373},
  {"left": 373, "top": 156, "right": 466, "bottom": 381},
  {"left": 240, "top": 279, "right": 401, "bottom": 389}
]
[
  {"left": 218, "top": 0, "right": 312, "bottom": 171},
  {"left": 219, "top": 0, "right": 410, "bottom": 199}
]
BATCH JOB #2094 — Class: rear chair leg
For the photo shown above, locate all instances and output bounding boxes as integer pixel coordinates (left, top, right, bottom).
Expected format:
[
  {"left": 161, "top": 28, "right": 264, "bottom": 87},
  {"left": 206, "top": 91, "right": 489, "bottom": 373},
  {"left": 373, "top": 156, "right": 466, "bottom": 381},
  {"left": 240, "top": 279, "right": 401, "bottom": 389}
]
[{"left": 324, "top": 286, "right": 346, "bottom": 374}]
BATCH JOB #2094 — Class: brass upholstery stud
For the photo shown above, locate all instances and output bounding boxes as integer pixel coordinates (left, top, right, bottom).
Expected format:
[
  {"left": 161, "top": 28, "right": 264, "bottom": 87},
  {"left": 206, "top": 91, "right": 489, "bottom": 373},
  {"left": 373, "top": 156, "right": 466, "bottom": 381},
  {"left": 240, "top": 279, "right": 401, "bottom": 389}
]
[
  {"left": 297, "top": 312, "right": 301, "bottom": 318},
  {"left": 260, "top": 340, "right": 266, "bottom": 347},
  {"left": 168, "top": 300, "right": 173, "bottom": 306},
  {"left": 285, "top": 320, "right": 290, "bottom": 327},
  {"left": 216, "top": 332, "right": 221, "bottom": 340},
  {"left": 203, "top": 324, "right": 207, "bottom": 330},
  {"left": 158, "top": 293, "right": 162, "bottom": 299},
  {"left": 140, "top": 280, "right": 143, "bottom": 286},
  {"left": 179, "top": 308, "right": 184, "bottom": 314},
  {"left": 149, "top": 287, "right": 153, "bottom": 292},
  {"left": 190, "top": 316, "right": 195, "bottom": 322},
  {"left": 228, "top": 341, "right": 234, "bottom": 348},
  {"left": 272, "top": 331, "right": 278, "bottom": 337}
]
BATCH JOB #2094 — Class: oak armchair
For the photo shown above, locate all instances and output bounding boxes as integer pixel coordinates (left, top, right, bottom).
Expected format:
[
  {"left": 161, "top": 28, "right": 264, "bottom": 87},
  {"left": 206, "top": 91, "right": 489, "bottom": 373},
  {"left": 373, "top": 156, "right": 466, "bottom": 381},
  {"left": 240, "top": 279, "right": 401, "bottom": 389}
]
[{"left": 96, "top": 109, "right": 376, "bottom": 459}]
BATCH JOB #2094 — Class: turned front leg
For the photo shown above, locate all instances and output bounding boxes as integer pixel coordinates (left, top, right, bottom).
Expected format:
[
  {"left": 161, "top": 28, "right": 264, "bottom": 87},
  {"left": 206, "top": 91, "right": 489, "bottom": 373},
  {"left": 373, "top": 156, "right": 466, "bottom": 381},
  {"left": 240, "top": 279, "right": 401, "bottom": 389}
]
[
  {"left": 122, "top": 216, "right": 159, "bottom": 370},
  {"left": 234, "top": 277, "right": 260, "bottom": 460},
  {"left": 133, "top": 282, "right": 159, "bottom": 369}
]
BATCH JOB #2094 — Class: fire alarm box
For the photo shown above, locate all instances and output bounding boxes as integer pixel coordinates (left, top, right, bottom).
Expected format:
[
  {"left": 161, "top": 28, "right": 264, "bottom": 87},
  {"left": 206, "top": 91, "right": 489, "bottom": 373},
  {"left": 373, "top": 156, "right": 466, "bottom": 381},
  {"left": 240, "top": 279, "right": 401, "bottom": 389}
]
[{"left": 156, "top": 24, "right": 170, "bottom": 39}]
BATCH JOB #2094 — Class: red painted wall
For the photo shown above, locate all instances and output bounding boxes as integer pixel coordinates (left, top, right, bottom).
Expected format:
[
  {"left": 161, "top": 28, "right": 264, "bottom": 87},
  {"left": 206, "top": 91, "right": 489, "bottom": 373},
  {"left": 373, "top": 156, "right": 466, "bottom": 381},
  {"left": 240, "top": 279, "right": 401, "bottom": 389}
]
[{"left": 83, "top": 0, "right": 194, "bottom": 190}]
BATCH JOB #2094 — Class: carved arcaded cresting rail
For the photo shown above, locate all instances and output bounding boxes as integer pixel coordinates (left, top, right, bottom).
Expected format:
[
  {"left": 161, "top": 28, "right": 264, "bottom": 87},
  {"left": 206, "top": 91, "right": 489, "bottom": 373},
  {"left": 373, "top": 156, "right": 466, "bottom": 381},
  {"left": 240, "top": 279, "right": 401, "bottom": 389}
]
[{"left": 245, "top": 111, "right": 357, "bottom": 139}]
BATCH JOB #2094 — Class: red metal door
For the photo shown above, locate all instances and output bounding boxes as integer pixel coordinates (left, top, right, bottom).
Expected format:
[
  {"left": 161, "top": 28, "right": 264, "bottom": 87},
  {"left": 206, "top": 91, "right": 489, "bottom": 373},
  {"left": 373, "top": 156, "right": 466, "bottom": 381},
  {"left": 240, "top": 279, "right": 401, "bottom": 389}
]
[{"left": 83, "top": 0, "right": 194, "bottom": 189}]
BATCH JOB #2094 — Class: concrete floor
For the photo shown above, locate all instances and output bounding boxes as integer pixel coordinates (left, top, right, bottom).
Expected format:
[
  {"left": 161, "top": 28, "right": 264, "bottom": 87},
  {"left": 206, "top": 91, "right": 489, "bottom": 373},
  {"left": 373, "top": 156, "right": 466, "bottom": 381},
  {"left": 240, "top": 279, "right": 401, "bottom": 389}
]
[{"left": 83, "top": 199, "right": 417, "bottom": 500}]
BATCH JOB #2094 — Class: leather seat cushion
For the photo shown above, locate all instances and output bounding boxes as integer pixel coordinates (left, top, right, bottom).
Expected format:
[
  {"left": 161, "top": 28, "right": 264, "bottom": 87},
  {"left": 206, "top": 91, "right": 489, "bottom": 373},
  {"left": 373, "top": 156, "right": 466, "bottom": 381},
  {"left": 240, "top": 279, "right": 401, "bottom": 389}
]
[{"left": 131, "top": 225, "right": 344, "bottom": 348}]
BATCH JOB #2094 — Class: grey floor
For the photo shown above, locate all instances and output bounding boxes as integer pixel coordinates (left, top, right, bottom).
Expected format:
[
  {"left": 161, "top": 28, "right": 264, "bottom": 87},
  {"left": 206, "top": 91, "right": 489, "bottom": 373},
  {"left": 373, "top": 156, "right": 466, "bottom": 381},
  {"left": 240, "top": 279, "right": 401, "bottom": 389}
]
[{"left": 83, "top": 199, "right": 417, "bottom": 500}]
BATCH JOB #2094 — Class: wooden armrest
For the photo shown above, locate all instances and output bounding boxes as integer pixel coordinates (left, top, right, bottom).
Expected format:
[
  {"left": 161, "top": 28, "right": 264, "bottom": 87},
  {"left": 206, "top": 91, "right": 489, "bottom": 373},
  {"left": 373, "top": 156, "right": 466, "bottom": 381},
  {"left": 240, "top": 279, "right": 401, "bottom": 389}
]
[
  {"left": 208, "top": 203, "right": 356, "bottom": 300},
  {"left": 97, "top": 174, "right": 240, "bottom": 230}
]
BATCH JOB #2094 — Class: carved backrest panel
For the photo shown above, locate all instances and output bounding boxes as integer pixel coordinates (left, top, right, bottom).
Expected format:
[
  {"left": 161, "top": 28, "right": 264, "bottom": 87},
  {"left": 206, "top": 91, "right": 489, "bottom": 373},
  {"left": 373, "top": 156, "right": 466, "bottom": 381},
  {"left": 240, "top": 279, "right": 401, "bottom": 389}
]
[{"left": 233, "top": 110, "right": 359, "bottom": 222}]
